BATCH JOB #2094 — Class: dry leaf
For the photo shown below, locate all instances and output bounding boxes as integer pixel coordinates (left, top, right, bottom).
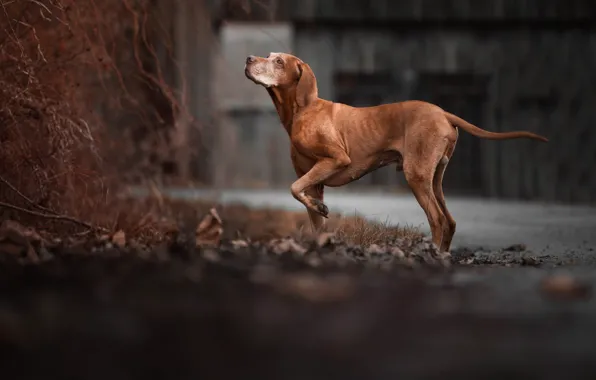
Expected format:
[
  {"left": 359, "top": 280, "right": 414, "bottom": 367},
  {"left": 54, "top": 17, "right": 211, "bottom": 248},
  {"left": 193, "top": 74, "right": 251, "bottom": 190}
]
[
  {"left": 112, "top": 230, "right": 126, "bottom": 248},
  {"left": 196, "top": 208, "right": 223, "bottom": 248}
]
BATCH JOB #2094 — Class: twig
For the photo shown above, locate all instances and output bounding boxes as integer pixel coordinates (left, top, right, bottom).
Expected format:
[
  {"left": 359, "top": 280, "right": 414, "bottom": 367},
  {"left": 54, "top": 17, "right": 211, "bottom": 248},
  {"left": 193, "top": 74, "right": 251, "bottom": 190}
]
[
  {"left": 0, "top": 200, "right": 103, "bottom": 232},
  {"left": 0, "top": 174, "right": 55, "bottom": 214}
]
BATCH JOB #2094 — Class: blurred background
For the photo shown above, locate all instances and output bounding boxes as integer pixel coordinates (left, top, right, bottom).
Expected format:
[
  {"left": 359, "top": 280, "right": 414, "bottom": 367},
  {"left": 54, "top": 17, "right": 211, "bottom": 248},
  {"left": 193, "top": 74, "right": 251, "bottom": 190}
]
[
  {"left": 212, "top": 0, "right": 595, "bottom": 204},
  {"left": 1, "top": 0, "right": 595, "bottom": 229}
]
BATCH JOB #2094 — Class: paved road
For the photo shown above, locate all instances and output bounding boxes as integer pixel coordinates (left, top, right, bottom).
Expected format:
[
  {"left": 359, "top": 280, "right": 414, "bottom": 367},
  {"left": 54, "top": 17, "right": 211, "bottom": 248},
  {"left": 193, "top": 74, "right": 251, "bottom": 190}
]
[{"left": 161, "top": 187, "right": 596, "bottom": 263}]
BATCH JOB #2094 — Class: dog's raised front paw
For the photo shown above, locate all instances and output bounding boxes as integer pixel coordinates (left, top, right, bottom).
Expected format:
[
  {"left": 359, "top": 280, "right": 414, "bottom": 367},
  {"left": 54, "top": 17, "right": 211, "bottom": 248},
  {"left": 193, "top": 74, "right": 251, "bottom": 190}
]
[{"left": 311, "top": 199, "right": 329, "bottom": 218}]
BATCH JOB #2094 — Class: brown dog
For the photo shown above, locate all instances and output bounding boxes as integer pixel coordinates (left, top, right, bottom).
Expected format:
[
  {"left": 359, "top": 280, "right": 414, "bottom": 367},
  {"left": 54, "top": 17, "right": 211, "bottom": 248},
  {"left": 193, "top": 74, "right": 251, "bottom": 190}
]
[{"left": 244, "top": 52, "right": 548, "bottom": 253}]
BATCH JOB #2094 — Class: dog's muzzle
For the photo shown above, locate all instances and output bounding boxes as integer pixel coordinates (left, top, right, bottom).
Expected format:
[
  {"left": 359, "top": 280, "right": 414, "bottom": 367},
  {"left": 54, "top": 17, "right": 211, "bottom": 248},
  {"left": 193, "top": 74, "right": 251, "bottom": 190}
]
[
  {"left": 244, "top": 66, "right": 270, "bottom": 87},
  {"left": 244, "top": 65, "right": 258, "bottom": 82}
]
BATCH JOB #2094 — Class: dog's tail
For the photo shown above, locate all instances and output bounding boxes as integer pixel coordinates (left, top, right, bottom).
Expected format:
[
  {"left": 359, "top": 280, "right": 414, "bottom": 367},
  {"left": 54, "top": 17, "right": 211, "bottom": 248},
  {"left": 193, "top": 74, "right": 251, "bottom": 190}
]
[{"left": 444, "top": 112, "right": 548, "bottom": 142}]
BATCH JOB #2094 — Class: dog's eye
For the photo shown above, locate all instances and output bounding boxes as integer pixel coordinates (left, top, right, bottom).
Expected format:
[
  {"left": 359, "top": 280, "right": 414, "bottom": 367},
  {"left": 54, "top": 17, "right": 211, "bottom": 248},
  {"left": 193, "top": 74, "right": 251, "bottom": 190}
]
[{"left": 275, "top": 58, "right": 283, "bottom": 65}]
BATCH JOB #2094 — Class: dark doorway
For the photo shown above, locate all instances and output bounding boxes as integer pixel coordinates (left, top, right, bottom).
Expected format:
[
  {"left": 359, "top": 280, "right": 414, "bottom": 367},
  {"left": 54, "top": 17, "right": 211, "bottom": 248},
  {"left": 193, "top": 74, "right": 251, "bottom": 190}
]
[{"left": 413, "top": 72, "right": 490, "bottom": 196}]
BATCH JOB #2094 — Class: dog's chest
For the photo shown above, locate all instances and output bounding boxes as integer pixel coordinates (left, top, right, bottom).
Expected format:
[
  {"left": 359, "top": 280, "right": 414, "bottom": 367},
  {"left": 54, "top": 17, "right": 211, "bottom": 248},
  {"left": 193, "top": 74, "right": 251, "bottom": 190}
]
[
  {"left": 354, "top": 150, "right": 404, "bottom": 178},
  {"left": 290, "top": 148, "right": 317, "bottom": 175}
]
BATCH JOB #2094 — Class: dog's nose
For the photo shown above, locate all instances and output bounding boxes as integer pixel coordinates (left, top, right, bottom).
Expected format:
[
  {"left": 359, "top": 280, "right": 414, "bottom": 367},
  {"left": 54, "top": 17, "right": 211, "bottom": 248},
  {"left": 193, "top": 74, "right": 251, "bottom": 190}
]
[{"left": 246, "top": 55, "right": 256, "bottom": 64}]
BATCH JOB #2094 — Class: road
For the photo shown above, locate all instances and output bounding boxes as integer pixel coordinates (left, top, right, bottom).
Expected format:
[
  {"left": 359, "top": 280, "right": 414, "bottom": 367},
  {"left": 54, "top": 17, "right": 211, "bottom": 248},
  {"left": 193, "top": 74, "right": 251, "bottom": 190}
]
[{"left": 161, "top": 187, "right": 596, "bottom": 263}]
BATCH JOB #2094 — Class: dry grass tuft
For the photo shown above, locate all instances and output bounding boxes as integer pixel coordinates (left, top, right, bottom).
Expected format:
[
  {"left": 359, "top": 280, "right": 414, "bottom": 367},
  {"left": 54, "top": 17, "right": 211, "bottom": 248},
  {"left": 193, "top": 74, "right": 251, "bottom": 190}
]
[
  {"left": 333, "top": 214, "right": 423, "bottom": 247},
  {"left": 89, "top": 192, "right": 423, "bottom": 248}
]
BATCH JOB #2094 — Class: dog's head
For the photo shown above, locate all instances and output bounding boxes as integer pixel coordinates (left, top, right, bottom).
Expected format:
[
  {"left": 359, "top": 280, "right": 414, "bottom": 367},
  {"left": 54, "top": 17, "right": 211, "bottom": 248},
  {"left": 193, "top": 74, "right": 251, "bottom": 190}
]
[{"left": 244, "top": 52, "right": 317, "bottom": 107}]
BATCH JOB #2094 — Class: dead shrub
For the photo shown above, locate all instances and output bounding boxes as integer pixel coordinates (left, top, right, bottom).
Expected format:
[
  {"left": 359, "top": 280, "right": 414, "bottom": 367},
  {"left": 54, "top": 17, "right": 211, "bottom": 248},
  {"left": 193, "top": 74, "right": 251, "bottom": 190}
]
[{"left": 0, "top": 0, "right": 197, "bottom": 236}]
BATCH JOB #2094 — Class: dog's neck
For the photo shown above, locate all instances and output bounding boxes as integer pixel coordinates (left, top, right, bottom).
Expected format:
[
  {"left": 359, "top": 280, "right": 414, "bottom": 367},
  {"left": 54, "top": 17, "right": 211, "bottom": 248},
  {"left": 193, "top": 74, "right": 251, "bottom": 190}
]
[{"left": 266, "top": 86, "right": 306, "bottom": 135}]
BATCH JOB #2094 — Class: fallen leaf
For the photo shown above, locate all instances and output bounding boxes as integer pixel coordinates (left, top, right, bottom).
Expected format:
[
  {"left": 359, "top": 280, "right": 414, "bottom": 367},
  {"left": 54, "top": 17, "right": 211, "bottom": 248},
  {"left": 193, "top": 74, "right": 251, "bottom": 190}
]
[
  {"left": 111, "top": 230, "right": 126, "bottom": 249},
  {"left": 196, "top": 208, "right": 223, "bottom": 248}
]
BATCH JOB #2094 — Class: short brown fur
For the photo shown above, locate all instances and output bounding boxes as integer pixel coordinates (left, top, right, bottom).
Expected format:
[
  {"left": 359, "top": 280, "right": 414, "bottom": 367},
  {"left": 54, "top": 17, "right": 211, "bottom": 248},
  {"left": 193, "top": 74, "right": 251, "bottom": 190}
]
[{"left": 245, "top": 53, "right": 548, "bottom": 254}]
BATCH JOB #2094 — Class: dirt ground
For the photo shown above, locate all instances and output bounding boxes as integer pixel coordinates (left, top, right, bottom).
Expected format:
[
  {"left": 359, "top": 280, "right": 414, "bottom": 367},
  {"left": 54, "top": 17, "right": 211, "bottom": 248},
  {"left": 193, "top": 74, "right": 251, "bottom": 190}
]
[{"left": 1, "top": 199, "right": 596, "bottom": 380}]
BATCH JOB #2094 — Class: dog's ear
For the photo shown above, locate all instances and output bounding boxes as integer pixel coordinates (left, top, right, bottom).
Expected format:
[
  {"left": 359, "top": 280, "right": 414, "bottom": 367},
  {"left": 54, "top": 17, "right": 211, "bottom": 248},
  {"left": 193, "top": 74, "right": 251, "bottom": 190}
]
[{"left": 295, "top": 62, "right": 318, "bottom": 107}]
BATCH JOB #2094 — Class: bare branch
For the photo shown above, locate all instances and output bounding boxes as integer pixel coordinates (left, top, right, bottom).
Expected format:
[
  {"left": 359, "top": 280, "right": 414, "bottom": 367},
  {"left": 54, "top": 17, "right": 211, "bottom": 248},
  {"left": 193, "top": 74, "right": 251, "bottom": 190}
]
[{"left": 0, "top": 200, "right": 105, "bottom": 232}]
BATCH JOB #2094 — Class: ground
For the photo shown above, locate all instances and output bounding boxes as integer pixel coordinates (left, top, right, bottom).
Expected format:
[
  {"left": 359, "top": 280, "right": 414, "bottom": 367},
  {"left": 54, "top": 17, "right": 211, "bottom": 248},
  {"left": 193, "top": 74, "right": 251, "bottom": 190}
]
[
  {"left": 1, "top": 189, "right": 596, "bottom": 379},
  {"left": 162, "top": 187, "right": 596, "bottom": 262}
]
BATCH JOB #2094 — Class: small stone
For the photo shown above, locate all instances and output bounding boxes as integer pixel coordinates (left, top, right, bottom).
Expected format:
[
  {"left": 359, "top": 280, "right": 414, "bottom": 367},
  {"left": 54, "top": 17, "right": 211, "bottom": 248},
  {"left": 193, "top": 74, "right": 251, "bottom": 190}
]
[
  {"left": 231, "top": 239, "right": 249, "bottom": 249},
  {"left": 504, "top": 243, "right": 527, "bottom": 252},
  {"left": 521, "top": 256, "right": 541, "bottom": 266},
  {"left": 460, "top": 257, "right": 475, "bottom": 265},
  {"left": 316, "top": 232, "right": 335, "bottom": 248},
  {"left": 365, "top": 244, "right": 385, "bottom": 256},
  {"left": 389, "top": 246, "right": 405, "bottom": 259},
  {"left": 269, "top": 238, "right": 307, "bottom": 255}
]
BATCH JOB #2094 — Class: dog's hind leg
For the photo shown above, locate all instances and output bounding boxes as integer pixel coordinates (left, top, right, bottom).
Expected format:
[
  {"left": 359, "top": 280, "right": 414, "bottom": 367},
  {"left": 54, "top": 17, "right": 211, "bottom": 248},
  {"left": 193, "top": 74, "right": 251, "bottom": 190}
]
[
  {"left": 433, "top": 140, "right": 457, "bottom": 253},
  {"left": 403, "top": 139, "right": 450, "bottom": 253}
]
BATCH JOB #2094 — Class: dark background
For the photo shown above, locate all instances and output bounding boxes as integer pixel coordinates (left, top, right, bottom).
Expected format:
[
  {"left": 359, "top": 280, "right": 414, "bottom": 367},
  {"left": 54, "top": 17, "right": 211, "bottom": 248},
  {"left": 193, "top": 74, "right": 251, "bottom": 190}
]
[{"left": 197, "top": 0, "right": 596, "bottom": 204}]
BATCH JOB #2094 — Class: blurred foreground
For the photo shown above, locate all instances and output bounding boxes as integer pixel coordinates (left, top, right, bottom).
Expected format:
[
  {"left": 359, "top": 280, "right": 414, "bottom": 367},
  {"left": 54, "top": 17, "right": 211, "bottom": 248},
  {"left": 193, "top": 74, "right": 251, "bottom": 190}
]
[
  {"left": 1, "top": 220, "right": 596, "bottom": 380},
  {"left": 1, "top": 196, "right": 596, "bottom": 379}
]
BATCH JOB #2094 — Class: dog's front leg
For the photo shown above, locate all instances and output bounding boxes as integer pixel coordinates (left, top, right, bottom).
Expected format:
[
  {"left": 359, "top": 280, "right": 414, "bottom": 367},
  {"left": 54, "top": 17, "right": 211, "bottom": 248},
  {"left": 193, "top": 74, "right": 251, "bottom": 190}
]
[
  {"left": 304, "top": 185, "right": 325, "bottom": 232},
  {"left": 290, "top": 157, "right": 350, "bottom": 218}
]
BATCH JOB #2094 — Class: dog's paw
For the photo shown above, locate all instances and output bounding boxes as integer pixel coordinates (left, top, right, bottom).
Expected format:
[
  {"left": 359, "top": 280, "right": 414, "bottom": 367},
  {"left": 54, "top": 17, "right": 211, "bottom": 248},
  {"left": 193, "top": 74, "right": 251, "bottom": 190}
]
[{"left": 311, "top": 199, "right": 329, "bottom": 218}]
